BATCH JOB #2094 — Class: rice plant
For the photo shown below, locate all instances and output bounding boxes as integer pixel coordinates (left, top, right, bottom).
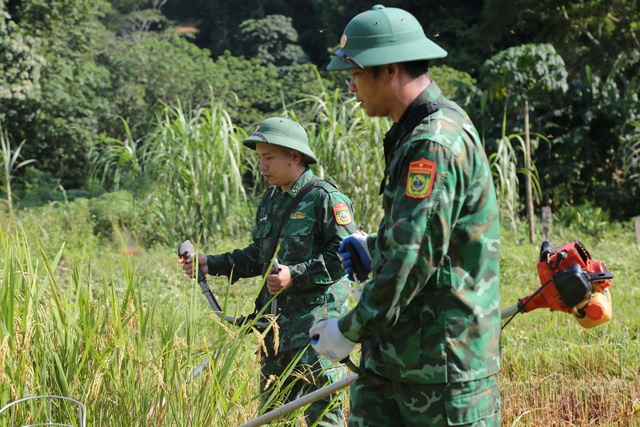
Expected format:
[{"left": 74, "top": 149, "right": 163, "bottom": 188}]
[{"left": 0, "top": 223, "right": 333, "bottom": 426}]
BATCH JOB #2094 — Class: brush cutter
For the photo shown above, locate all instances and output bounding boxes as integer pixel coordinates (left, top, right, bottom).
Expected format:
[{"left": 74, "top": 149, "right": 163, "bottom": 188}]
[
  {"left": 178, "top": 240, "right": 272, "bottom": 329},
  {"left": 178, "top": 240, "right": 282, "bottom": 381},
  {"left": 501, "top": 239, "right": 613, "bottom": 329},
  {"left": 240, "top": 239, "right": 614, "bottom": 426}
]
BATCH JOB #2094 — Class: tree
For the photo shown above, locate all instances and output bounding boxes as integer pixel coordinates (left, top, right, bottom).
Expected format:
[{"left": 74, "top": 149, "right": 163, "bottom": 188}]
[
  {"left": 478, "top": 0, "right": 640, "bottom": 82},
  {"left": 237, "top": 14, "right": 308, "bottom": 67},
  {"left": 0, "top": 3, "right": 44, "bottom": 105},
  {"left": 96, "top": 30, "right": 221, "bottom": 137},
  {"left": 481, "top": 43, "right": 568, "bottom": 243},
  {"left": 0, "top": 0, "right": 115, "bottom": 189},
  {"left": 536, "top": 61, "right": 640, "bottom": 219}
]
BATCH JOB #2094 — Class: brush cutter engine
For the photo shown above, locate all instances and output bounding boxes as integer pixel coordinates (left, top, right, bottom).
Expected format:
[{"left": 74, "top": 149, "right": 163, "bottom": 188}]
[{"left": 517, "top": 240, "right": 613, "bottom": 328}]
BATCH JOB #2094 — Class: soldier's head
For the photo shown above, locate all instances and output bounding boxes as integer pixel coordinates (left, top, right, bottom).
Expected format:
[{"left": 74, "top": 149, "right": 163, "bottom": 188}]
[
  {"left": 243, "top": 117, "right": 317, "bottom": 190},
  {"left": 327, "top": 6, "right": 447, "bottom": 121},
  {"left": 327, "top": 5, "right": 447, "bottom": 72}
]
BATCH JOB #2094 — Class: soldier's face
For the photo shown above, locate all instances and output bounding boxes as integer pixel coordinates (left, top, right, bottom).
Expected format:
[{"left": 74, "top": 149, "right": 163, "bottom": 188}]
[
  {"left": 349, "top": 67, "right": 391, "bottom": 118},
  {"left": 255, "top": 143, "right": 300, "bottom": 191}
]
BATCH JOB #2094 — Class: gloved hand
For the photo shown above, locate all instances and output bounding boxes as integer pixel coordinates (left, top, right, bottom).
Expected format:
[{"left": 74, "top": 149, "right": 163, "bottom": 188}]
[
  {"left": 309, "top": 319, "right": 356, "bottom": 363},
  {"left": 338, "top": 232, "right": 371, "bottom": 282}
]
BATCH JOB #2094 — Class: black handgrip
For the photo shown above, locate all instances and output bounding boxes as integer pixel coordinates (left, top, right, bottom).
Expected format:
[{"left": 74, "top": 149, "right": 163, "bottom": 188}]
[
  {"left": 344, "top": 242, "right": 369, "bottom": 282},
  {"left": 539, "top": 240, "right": 552, "bottom": 259},
  {"left": 589, "top": 271, "right": 614, "bottom": 281}
]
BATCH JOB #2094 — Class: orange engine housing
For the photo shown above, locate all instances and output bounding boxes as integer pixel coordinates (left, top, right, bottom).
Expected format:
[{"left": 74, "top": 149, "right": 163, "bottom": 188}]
[{"left": 520, "top": 240, "right": 613, "bottom": 314}]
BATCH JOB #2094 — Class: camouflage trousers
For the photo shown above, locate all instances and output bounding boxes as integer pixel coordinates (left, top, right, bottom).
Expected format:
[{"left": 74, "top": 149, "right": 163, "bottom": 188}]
[
  {"left": 348, "top": 369, "right": 500, "bottom": 427},
  {"left": 260, "top": 345, "right": 348, "bottom": 427}
]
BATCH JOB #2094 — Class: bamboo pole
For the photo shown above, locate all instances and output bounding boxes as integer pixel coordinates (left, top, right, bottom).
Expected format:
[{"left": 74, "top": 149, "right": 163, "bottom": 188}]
[{"left": 238, "top": 374, "right": 359, "bottom": 427}]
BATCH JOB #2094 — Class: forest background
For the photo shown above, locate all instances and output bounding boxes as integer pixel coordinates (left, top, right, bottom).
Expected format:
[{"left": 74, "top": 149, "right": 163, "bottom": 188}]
[
  {"left": 1, "top": 0, "right": 640, "bottom": 426},
  {"left": 1, "top": 0, "right": 639, "bottom": 240}
]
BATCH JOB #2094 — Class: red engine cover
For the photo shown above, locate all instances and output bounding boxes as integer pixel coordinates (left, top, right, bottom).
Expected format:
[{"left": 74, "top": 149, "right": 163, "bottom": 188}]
[{"left": 520, "top": 241, "right": 612, "bottom": 313}]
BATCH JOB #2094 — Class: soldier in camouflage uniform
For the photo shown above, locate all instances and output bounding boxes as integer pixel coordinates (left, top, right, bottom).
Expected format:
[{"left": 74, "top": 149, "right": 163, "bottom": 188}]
[
  {"left": 310, "top": 6, "right": 501, "bottom": 427},
  {"left": 182, "top": 116, "right": 356, "bottom": 427}
]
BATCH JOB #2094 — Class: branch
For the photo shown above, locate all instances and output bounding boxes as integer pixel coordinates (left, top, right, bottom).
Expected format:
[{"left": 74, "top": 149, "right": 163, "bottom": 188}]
[
  {"left": 561, "top": 5, "right": 601, "bottom": 47},
  {"left": 608, "top": 9, "right": 640, "bottom": 53}
]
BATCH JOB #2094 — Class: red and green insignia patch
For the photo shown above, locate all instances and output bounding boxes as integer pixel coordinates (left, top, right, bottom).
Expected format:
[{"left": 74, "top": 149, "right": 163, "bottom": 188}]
[
  {"left": 406, "top": 158, "right": 436, "bottom": 199},
  {"left": 290, "top": 211, "right": 307, "bottom": 219},
  {"left": 332, "top": 202, "right": 352, "bottom": 226}
]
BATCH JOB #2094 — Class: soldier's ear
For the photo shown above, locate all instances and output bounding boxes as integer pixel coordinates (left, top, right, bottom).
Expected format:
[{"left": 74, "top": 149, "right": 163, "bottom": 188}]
[
  {"left": 385, "top": 64, "right": 399, "bottom": 80},
  {"left": 291, "top": 150, "right": 303, "bottom": 164}
]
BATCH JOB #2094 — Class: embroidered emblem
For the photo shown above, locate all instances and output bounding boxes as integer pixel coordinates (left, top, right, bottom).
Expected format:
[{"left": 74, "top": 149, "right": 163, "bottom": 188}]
[
  {"left": 332, "top": 202, "right": 352, "bottom": 226},
  {"left": 406, "top": 158, "right": 436, "bottom": 199},
  {"left": 290, "top": 211, "right": 307, "bottom": 220}
]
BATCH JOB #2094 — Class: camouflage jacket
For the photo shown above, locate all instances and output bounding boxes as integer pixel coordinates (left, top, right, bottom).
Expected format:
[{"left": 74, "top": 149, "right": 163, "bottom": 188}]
[
  {"left": 338, "top": 82, "right": 501, "bottom": 384},
  {"left": 207, "top": 168, "right": 357, "bottom": 352}
]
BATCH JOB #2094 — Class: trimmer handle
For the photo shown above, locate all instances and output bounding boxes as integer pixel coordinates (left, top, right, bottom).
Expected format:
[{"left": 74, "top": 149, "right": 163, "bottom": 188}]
[
  {"left": 343, "top": 242, "right": 369, "bottom": 283},
  {"left": 178, "top": 240, "right": 206, "bottom": 283}
]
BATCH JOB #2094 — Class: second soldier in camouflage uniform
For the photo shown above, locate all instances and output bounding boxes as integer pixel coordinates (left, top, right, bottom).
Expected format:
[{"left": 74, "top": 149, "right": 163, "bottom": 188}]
[
  {"left": 182, "top": 117, "right": 357, "bottom": 427},
  {"left": 310, "top": 6, "right": 501, "bottom": 427}
]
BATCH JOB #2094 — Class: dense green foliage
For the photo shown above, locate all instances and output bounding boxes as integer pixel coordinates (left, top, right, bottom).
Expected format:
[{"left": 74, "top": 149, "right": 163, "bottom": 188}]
[{"left": 0, "top": 0, "right": 639, "bottom": 229}]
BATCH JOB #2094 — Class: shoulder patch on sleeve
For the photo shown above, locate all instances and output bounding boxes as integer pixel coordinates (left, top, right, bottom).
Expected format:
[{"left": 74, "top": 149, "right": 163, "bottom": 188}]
[
  {"left": 332, "top": 202, "right": 353, "bottom": 226},
  {"left": 406, "top": 158, "right": 436, "bottom": 199}
]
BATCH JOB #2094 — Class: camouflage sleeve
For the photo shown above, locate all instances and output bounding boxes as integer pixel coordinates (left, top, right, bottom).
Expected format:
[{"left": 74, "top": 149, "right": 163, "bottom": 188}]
[
  {"left": 206, "top": 243, "right": 262, "bottom": 284},
  {"left": 339, "top": 136, "right": 456, "bottom": 341},
  {"left": 205, "top": 196, "right": 265, "bottom": 283},
  {"left": 288, "top": 189, "right": 357, "bottom": 289}
]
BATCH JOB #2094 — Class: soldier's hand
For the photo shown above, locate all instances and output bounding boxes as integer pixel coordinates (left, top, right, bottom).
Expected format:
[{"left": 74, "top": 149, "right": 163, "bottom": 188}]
[
  {"left": 339, "top": 232, "right": 371, "bottom": 281},
  {"left": 310, "top": 319, "right": 355, "bottom": 363},
  {"left": 179, "top": 252, "right": 208, "bottom": 278},
  {"left": 267, "top": 264, "right": 291, "bottom": 295}
]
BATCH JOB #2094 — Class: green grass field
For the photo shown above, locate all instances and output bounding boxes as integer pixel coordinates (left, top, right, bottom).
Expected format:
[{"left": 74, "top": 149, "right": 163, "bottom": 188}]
[{"left": 1, "top": 206, "right": 639, "bottom": 426}]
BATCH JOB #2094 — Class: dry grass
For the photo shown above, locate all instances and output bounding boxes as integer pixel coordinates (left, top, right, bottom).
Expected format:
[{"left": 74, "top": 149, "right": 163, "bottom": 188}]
[{"left": 501, "top": 372, "right": 640, "bottom": 426}]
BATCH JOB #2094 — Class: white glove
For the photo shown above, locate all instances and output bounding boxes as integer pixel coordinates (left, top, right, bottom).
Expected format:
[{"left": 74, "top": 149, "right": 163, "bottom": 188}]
[{"left": 309, "top": 319, "right": 356, "bottom": 363}]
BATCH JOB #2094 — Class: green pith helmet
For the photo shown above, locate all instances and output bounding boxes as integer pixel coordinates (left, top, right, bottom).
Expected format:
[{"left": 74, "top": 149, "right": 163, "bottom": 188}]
[
  {"left": 327, "top": 4, "right": 448, "bottom": 71},
  {"left": 243, "top": 117, "right": 318, "bottom": 164}
]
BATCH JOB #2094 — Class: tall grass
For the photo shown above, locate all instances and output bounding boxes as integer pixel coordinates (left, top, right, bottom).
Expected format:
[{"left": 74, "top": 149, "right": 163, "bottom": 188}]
[
  {"left": 2, "top": 203, "right": 639, "bottom": 426},
  {"left": 488, "top": 104, "right": 544, "bottom": 234},
  {"left": 0, "top": 123, "right": 36, "bottom": 215},
  {"left": 290, "top": 89, "right": 388, "bottom": 231},
  {"left": 142, "top": 100, "right": 251, "bottom": 245},
  {"left": 0, "top": 224, "right": 326, "bottom": 426},
  {"left": 91, "top": 100, "right": 252, "bottom": 246}
]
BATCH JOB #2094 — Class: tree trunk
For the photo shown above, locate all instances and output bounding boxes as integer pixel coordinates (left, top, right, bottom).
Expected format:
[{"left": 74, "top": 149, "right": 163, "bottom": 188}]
[{"left": 524, "top": 100, "right": 535, "bottom": 244}]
